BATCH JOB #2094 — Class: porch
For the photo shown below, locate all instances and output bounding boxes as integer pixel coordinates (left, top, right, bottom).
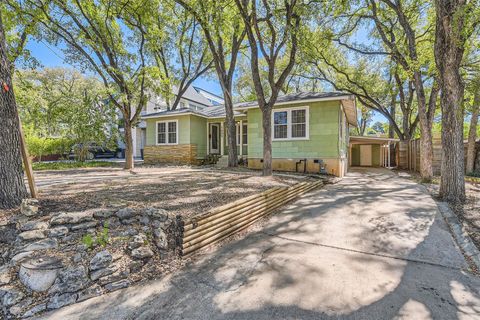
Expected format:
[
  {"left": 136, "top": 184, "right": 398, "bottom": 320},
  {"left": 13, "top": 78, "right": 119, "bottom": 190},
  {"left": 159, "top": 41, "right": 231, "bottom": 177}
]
[{"left": 206, "top": 120, "right": 248, "bottom": 159}]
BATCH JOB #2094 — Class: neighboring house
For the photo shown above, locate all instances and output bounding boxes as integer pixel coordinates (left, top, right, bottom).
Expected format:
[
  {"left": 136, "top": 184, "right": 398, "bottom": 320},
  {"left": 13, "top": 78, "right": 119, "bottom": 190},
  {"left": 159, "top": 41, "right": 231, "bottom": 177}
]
[
  {"left": 117, "top": 86, "right": 224, "bottom": 158},
  {"left": 141, "top": 92, "right": 357, "bottom": 177}
]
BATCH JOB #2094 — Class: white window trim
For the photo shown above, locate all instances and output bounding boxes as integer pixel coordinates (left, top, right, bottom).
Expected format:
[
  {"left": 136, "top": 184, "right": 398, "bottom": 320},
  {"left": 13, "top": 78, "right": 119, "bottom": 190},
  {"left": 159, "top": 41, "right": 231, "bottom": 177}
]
[
  {"left": 234, "top": 123, "right": 248, "bottom": 146},
  {"left": 156, "top": 120, "right": 179, "bottom": 145},
  {"left": 272, "top": 106, "right": 309, "bottom": 141}
]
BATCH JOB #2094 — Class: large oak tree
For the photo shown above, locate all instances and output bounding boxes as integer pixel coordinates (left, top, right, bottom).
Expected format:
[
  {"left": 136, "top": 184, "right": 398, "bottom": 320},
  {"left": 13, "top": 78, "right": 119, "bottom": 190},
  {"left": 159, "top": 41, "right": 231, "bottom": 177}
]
[{"left": 0, "top": 12, "right": 28, "bottom": 208}]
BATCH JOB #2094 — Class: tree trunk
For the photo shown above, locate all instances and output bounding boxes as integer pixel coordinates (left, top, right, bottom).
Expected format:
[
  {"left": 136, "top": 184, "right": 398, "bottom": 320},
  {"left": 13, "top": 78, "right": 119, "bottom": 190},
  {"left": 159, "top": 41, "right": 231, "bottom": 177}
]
[
  {"left": 224, "top": 94, "right": 238, "bottom": 167},
  {"left": 124, "top": 120, "right": 134, "bottom": 170},
  {"left": 0, "top": 14, "right": 28, "bottom": 208},
  {"left": 466, "top": 91, "right": 479, "bottom": 173},
  {"left": 435, "top": 0, "right": 466, "bottom": 203},
  {"left": 389, "top": 103, "right": 396, "bottom": 139},
  {"left": 261, "top": 106, "right": 273, "bottom": 176},
  {"left": 418, "top": 123, "right": 434, "bottom": 181}
]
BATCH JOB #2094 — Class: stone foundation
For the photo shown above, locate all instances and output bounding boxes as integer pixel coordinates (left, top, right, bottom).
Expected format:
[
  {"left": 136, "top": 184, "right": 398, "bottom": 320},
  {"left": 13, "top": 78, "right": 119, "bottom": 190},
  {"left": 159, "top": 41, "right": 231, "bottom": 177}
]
[
  {"left": 144, "top": 144, "right": 198, "bottom": 165},
  {"left": 247, "top": 158, "right": 345, "bottom": 177}
]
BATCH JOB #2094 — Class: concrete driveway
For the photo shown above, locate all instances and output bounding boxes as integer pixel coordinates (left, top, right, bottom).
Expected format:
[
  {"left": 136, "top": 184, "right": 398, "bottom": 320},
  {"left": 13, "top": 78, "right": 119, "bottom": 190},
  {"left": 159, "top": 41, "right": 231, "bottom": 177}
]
[{"left": 40, "top": 168, "right": 480, "bottom": 320}]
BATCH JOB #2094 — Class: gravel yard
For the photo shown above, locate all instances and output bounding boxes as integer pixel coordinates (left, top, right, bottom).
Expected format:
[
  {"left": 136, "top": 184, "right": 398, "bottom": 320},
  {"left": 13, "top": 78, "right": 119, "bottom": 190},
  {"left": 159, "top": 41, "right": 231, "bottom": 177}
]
[{"left": 27, "top": 166, "right": 304, "bottom": 219}]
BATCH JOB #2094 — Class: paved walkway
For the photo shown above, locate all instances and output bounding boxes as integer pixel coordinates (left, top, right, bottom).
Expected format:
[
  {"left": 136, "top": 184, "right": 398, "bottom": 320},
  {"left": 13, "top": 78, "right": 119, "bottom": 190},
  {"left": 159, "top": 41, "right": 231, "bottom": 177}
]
[{"left": 41, "top": 168, "right": 480, "bottom": 320}]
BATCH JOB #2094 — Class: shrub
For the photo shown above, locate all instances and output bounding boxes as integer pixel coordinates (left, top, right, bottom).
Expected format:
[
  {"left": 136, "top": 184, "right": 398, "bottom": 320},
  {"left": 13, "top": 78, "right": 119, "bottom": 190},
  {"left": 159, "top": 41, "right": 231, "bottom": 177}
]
[{"left": 26, "top": 136, "right": 74, "bottom": 161}]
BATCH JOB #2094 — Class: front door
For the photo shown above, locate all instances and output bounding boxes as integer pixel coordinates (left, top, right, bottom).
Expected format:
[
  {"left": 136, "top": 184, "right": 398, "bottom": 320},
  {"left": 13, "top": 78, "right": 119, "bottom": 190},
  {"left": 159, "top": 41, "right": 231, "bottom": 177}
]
[{"left": 210, "top": 123, "right": 220, "bottom": 154}]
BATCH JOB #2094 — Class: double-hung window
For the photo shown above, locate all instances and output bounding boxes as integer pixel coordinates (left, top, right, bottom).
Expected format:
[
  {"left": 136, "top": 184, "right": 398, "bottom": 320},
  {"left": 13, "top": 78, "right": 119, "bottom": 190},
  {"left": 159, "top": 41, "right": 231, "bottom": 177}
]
[
  {"left": 235, "top": 123, "right": 248, "bottom": 145},
  {"left": 156, "top": 120, "right": 178, "bottom": 145},
  {"left": 272, "top": 107, "right": 309, "bottom": 140}
]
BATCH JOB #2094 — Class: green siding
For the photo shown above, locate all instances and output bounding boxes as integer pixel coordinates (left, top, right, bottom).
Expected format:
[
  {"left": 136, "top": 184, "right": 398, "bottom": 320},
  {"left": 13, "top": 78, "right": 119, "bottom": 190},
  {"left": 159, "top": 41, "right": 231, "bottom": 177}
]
[
  {"left": 247, "top": 101, "right": 341, "bottom": 159},
  {"left": 145, "top": 115, "right": 192, "bottom": 146},
  {"left": 189, "top": 115, "right": 207, "bottom": 158}
]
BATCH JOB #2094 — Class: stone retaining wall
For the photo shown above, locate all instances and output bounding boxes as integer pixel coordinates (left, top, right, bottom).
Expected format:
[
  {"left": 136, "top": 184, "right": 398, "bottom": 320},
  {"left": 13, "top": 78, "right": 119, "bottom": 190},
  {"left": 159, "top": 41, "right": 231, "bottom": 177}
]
[{"left": 0, "top": 200, "right": 181, "bottom": 319}]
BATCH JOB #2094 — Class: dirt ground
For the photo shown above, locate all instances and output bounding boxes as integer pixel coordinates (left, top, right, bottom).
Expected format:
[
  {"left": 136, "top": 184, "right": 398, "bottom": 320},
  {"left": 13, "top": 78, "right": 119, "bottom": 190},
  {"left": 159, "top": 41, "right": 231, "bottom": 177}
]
[
  {"left": 451, "top": 181, "right": 480, "bottom": 250},
  {"left": 5, "top": 166, "right": 305, "bottom": 220}
]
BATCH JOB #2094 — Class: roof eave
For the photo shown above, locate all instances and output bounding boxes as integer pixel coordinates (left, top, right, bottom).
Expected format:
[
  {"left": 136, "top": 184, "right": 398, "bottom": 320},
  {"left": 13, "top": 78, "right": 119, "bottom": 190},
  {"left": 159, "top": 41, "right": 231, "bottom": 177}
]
[{"left": 234, "top": 95, "right": 355, "bottom": 111}]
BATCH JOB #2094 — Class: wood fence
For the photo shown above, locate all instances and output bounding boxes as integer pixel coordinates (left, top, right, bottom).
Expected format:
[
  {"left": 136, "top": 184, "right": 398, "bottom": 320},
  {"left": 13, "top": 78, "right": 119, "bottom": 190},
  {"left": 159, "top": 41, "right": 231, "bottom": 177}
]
[
  {"left": 398, "top": 135, "right": 443, "bottom": 175},
  {"left": 180, "top": 180, "right": 323, "bottom": 256}
]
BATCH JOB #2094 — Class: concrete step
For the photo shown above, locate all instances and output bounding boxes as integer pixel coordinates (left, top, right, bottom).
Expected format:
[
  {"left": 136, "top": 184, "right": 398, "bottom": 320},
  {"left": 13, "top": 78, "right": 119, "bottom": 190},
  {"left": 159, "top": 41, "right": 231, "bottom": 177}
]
[{"left": 215, "top": 156, "right": 229, "bottom": 168}]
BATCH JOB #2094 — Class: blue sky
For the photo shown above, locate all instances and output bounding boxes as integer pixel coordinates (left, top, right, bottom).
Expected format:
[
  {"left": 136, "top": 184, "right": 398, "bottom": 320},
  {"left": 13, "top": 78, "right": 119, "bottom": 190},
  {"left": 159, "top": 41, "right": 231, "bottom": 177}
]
[{"left": 26, "top": 40, "right": 225, "bottom": 97}]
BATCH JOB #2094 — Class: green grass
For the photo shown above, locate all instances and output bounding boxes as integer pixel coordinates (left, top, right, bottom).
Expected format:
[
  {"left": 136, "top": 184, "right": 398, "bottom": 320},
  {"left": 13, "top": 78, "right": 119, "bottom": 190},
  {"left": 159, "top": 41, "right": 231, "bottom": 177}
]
[{"left": 32, "top": 161, "right": 117, "bottom": 171}]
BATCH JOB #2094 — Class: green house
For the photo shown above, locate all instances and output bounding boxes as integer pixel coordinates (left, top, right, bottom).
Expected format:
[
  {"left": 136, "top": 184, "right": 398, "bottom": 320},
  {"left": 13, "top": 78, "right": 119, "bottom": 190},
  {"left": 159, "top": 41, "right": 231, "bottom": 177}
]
[{"left": 141, "top": 92, "right": 357, "bottom": 177}]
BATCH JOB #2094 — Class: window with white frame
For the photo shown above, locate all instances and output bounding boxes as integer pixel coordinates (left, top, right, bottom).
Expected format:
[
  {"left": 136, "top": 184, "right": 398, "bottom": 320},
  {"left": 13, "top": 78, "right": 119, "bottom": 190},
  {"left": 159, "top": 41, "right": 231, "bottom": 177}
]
[
  {"left": 272, "top": 107, "right": 309, "bottom": 140},
  {"left": 235, "top": 123, "right": 248, "bottom": 145},
  {"left": 157, "top": 120, "right": 178, "bottom": 144}
]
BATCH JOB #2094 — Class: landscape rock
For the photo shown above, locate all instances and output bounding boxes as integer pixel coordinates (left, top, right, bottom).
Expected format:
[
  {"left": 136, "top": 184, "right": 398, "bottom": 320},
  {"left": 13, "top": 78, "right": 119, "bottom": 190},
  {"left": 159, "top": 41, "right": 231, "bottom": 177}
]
[
  {"left": 71, "top": 221, "right": 98, "bottom": 231},
  {"left": 128, "top": 260, "right": 145, "bottom": 273},
  {"left": 19, "top": 257, "right": 62, "bottom": 292},
  {"left": 20, "top": 199, "right": 39, "bottom": 217},
  {"left": 10, "top": 251, "right": 34, "bottom": 265},
  {"left": 49, "top": 226, "right": 69, "bottom": 238},
  {"left": 0, "top": 265, "right": 12, "bottom": 285},
  {"left": 20, "top": 238, "right": 58, "bottom": 253},
  {"left": 130, "top": 246, "right": 154, "bottom": 260},
  {"left": 93, "top": 210, "right": 114, "bottom": 219},
  {"left": 89, "top": 250, "right": 112, "bottom": 271},
  {"left": 18, "top": 230, "right": 46, "bottom": 241},
  {"left": 72, "top": 252, "right": 88, "bottom": 264},
  {"left": 22, "top": 302, "right": 47, "bottom": 318},
  {"left": 50, "top": 211, "right": 94, "bottom": 226},
  {"left": 139, "top": 215, "right": 150, "bottom": 225},
  {"left": 77, "top": 284, "right": 102, "bottom": 302},
  {"left": 121, "top": 218, "right": 137, "bottom": 225},
  {"left": 18, "top": 221, "right": 49, "bottom": 232},
  {"left": 0, "top": 224, "right": 17, "bottom": 245},
  {"left": 49, "top": 265, "right": 89, "bottom": 294},
  {"left": 47, "top": 292, "right": 77, "bottom": 310},
  {"left": 1, "top": 287, "right": 25, "bottom": 307},
  {"left": 115, "top": 208, "right": 134, "bottom": 220},
  {"left": 127, "top": 233, "right": 147, "bottom": 250},
  {"left": 90, "top": 265, "right": 117, "bottom": 281},
  {"left": 144, "top": 208, "right": 170, "bottom": 221},
  {"left": 98, "top": 269, "right": 129, "bottom": 286},
  {"left": 104, "top": 279, "right": 130, "bottom": 292},
  {"left": 106, "top": 217, "right": 121, "bottom": 228},
  {"left": 154, "top": 229, "right": 168, "bottom": 250},
  {"left": 9, "top": 297, "right": 33, "bottom": 317}
]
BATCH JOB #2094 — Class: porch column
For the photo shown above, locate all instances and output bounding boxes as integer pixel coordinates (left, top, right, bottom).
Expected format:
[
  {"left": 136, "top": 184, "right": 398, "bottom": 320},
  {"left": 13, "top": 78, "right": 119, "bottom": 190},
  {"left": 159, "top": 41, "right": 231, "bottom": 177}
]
[
  {"left": 206, "top": 123, "right": 210, "bottom": 155},
  {"left": 239, "top": 120, "right": 243, "bottom": 156},
  {"left": 387, "top": 142, "right": 391, "bottom": 168},
  {"left": 220, "top": 122, "right": 225, "bottom": 156}
]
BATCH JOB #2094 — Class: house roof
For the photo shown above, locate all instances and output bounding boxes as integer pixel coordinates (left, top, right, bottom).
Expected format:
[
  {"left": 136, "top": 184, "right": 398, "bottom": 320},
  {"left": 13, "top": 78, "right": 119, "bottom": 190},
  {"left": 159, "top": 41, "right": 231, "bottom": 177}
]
[
  {"left": 234, "top": 92, "right": 357, "bottom": 127},
  {"left": 193, "top": 86, "right": 225, "bottom": 101},
  {"left": 141, "top": 105, "right": 245, "bottom": 119},
  {"left": 233, "top": 92, "right": 353, "bottom": 109},
  {"left": 350, "top": 136, "right": 400, "bottom": 144},
  {"left": 142, "top": 91, "right": 357, "bottom": 126},
  {"left": 173, "top": 85, "right": 213, "bottom": 107}
]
